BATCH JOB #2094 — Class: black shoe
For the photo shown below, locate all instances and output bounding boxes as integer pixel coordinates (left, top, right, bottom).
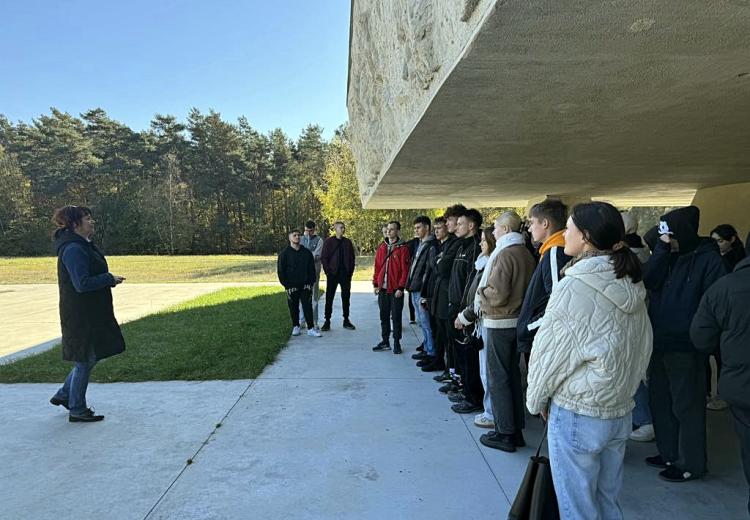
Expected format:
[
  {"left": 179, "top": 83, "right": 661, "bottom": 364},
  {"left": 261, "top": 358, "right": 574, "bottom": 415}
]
[
  {"left": 480, "top": 431, "right": 516, "bottom": 452},
  {"left": 514, "top": 430, "right": 526, "bottom": 448},
  {"left": 373, "top": 340, "right": 391, "bottom": 352},
  {"left": 421, "top": 359, "right": 447, "bottom": 373},
  {"left": 434, "top": 370, "right": 452, "bottom": 382},
  {"left": 451, "top": 401, "right": 483, "bottom": 414},
  {"left": 412, "top": 351, "right": 429, "bottom": 360},
  {"left": 448, "top": 392, "right": 465, "bottom": 403},
  {"left": 438, "top": 382, "right": 456, "bottom": 394},
  {"left": 416, "top": 344, "right": 424, "bottom": 352},
  {"left": 416, "top": 357, "right": 435, "bottom": 368},
  {"left": 321, "top": 320, "right": 331, "bottom": 332},
  {"left": 69, "top": 408, "right": 104, "bottom": 423},
  {"left": 645, "top": 455, "right": 672, "bottom": 469},
  {"left": 393, "top": 341, "right": 403, "bottom": 355},
  {"left": 50, "top": 396, "right": 69, "bottom": 410},
  {"left": 658, "top": 465, "right": 702, "bottom": 483},
  {"left": 343, "top": 319, "right": 356, "bottom": 330}
]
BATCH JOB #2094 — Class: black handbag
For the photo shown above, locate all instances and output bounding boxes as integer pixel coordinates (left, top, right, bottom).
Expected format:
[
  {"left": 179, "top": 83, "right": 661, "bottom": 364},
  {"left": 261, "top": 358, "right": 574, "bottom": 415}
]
[{"left": 508, "top": 424, "right": 560, "bottom": 520}]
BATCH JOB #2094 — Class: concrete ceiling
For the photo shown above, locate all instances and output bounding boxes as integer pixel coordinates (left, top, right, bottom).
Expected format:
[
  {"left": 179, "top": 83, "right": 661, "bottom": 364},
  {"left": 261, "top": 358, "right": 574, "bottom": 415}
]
[{"left": 365, "top": 1, "right": 750, "bottom": 209}]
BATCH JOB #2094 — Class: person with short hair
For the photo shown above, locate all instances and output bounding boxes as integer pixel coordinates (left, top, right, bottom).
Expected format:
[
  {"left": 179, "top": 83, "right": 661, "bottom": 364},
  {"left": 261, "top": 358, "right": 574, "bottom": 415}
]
[
  {"left": 277, "top": 229, "right": 321, "bottom": 338},
  {"left": 49, "top": 206, "right": 126, "bottom": 423},
  {"left": 527, "top": 201, "right": 652, "bottom": 519},
  {"left": 691, "top": 233, "right": 750, "bottom": 516},
  {"left": 448, "top": 208, "right": 484, "bottom": 414},
  {"left": 299, "top": 220, "right": 324, "bottom": 328},
  {"left": 517, "top": 199, "right": 572, "bottom": 357},
  {"left": 321, "top": 222, "right": 357, "bottom": 331},
  {"left": 408, "top": 216, "right": 439, "bottom": 365},
  {"left": 373, "top": 221, "right": 411, "bottom": 354},
  {"left": 419, "top": 216, "right": 449, "bottom": 373}
]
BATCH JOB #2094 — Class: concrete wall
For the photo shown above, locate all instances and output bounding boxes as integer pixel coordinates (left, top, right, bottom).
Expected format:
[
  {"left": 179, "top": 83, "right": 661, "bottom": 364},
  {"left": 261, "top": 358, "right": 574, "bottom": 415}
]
[
  {"left": 692, "top": 182, "right": 750, "bottom": 240},
  {"left": 347, "top": 0, "right": 497, "bottom": 204}
]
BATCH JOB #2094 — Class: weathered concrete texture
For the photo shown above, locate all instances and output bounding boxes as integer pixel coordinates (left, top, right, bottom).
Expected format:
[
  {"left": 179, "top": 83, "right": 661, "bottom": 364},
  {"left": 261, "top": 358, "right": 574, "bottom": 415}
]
[
  {"left": 1, "top": 288, "right": 747, "bottom": 519},
  {"left": 0, "top": 282, "right": 269, "bottom": 361},
  {"left": 348, "top": 0, "right": 750, "bottom": 209},
  {"left": 347, "top": 0, "right": 497, "bottom": 204}
]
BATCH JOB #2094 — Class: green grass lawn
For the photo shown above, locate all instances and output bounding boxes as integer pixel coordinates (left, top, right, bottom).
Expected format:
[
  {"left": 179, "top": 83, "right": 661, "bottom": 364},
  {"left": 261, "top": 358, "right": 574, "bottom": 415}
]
[
  {"left": 0, "top": 254, "right": 375, "bottom": 284},
  {"left": 0, "top": 287, "right": 295, "bottom": 383}
]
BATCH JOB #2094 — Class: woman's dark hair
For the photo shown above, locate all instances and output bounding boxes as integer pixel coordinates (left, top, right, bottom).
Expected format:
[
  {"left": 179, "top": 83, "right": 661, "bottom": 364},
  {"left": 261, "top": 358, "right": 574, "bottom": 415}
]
[
  {"left": 711, "top": 224, "right": 745, "bottom": 253},
  {"left": 571, "top": 202, "right": 643, "bottom": 283},
  {"left": 52, "top": 205, "right": 92, "bottom": 231},
  {"left": 482, "top": 225, "right": 496, "bottom": 252}
]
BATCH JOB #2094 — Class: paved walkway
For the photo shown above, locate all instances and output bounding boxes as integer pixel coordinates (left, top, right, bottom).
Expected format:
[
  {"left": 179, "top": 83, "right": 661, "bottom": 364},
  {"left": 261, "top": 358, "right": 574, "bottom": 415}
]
[
  {"left": 0, "top": 286, "right": 746, "bottom": 519},
  {"left": 0, "top": 283, "right": 270, "bottom": 361}
]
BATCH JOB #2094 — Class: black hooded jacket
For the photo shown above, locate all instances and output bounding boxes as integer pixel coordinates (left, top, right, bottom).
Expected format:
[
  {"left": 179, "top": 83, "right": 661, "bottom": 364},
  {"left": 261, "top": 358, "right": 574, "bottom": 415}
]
[
  {"left": 448, "top": 234, "right": 481, "bottom": 317},
  {"left": 277, "top": 245, "right": 316, "bottom": 289},
  {"left": 643, "top": 206, "right": 727, "bottom": 352}
]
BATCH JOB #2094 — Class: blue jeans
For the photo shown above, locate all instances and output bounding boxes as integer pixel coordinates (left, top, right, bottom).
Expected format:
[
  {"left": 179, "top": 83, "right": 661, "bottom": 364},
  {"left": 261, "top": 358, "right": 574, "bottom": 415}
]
[
  {"left": 549, "top": 402, "right": 631, "bottom": 520},
  {"left": 411, "top": 291, "right": 434, "bottom": 356},
  {"left": 632, "top": 381, "right": 652, "bottom": 427},
  {"left": 54, "top": 350, "right": 98, "bottom": 415}
]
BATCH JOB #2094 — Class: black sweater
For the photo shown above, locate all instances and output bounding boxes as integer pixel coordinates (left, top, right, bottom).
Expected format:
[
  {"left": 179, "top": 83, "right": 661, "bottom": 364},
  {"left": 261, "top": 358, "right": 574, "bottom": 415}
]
[{"left": 277, "top": 245, "right": 316, "bottom": 289}]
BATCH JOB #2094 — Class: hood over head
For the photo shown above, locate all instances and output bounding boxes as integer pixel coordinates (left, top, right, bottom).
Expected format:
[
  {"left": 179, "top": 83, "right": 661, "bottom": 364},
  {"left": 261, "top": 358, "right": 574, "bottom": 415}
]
[{"left": 660, "top": 206, "right": 700, "bottom": 254}]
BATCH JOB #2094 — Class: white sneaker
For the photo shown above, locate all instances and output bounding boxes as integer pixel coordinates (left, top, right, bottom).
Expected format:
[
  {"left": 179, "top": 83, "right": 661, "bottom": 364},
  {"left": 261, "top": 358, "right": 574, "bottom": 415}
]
[
  {"left": 292, "top": 326, "right": 301, "bottom": 336},
  {"left": 707, "top": 397, "right": 728, "bottom": 411},
  {"left": 307, "top": 328, "right": 322, "bottom": 338},
  {"left": 473, "top": 414, "right": 495, "bottom": 429},
  {"left": 629, "top": 424, "right": 655, "bottom": 442}
]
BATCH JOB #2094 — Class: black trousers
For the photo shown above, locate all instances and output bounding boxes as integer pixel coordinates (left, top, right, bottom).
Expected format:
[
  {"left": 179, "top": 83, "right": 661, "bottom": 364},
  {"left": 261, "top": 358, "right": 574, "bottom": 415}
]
[
  {"left": 407, "top": 291, "right": 416, "bottom": 322},
  {"left": 436, "top": 317, "right": 458, "bottom": 371},
  {"left": 378, "top": 291, "right": 404, "bottom": 341},
  {"left": 455, "top": 338, "right": 484, "bottom": 406},
  {"left": 324, "top": 272, "right": 351, "bottom": 321},
  {"left": 287, "top": 288, "right": 313, "bottom": 328},
  {"left": 648, "top": 350, "right": 708, "bottom": 475},
  {"left": 730, "top": 405, "right": 750, "bottom": 516},
  {"left": 486, "top": 328, "right": 525, "bottom": 434}
]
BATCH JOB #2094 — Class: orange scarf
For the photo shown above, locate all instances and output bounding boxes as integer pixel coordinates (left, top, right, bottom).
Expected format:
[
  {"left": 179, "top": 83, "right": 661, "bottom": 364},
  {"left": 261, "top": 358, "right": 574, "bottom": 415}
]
[{"left": 539, "top": 229, "right": 566, "bottom": 257}]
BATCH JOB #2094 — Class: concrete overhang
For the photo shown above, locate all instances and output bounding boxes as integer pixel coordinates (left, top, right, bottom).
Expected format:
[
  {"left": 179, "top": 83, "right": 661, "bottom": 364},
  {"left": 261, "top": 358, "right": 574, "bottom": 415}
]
[{"left": 347, "top": 1, "right": 750, "bottom": 209}]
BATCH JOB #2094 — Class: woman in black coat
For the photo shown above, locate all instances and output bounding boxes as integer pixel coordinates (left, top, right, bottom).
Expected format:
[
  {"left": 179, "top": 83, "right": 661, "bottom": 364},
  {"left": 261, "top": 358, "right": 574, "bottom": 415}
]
[{"left": 49, "top": 206, "right": 126, "bottom": 422}]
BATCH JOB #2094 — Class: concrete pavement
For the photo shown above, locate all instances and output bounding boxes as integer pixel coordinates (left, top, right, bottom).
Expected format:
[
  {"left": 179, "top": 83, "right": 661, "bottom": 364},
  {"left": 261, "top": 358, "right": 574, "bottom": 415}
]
[
  {"left": 0, "top": 283, "right": 271, "bottom": 362},
  {"left": 0, "top": 286, "right": 746, "bottom": 519}
]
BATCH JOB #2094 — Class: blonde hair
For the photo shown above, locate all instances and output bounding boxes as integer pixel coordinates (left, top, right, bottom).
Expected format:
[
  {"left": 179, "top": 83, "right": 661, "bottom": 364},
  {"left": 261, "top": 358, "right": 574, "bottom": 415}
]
[{"left": 495, "top": 211, "right": 522, "bottom": 232}]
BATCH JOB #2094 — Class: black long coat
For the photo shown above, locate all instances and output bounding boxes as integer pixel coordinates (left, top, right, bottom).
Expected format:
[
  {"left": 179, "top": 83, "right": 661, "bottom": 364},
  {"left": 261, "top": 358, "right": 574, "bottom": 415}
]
[{"left": 55, "top": 230, "right": 126, "bottom": 362}]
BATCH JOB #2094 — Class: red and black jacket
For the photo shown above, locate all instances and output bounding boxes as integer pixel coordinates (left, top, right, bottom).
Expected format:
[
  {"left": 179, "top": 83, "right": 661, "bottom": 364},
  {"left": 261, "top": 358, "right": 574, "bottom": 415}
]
[{"left": 373, "top": 239, "right": 411, "bottom": 294}]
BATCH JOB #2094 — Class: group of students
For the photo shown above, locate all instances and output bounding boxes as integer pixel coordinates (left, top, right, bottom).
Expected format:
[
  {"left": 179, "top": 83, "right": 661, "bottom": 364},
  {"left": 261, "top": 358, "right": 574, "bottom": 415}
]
[{"left": 370, "top": 199, "right": 750, "bottom": 519}]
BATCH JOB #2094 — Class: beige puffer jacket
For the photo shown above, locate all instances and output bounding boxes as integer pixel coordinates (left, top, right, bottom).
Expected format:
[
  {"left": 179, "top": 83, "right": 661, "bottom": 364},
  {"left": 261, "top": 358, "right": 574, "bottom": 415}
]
[{"left": 526, "top": 255, "right": 653, "bottom": 419}]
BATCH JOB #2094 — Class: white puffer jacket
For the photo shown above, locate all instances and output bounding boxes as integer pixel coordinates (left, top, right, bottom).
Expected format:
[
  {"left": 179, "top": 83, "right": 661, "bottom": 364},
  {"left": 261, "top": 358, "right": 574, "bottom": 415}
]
[{"left": 526, "top": 255, "right": 653, "bottom": 419}]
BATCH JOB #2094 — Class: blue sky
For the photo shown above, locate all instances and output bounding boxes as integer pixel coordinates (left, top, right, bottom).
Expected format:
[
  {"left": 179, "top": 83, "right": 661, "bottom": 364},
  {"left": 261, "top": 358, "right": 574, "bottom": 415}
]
[{"left": 1, "top": 0, "right": 351, "bottom": 138}]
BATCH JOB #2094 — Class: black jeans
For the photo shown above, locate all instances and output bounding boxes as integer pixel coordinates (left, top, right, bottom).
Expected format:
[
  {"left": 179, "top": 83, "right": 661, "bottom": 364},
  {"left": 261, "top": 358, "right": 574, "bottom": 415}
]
[
  {"left": 730, "top": 405, "right": 750, "bottom": 516},
  {"left": 454, "top": 337, "right": 483, "bottom": 406},
  {"left": 378, "top": 291, "right": 404, "bottom": 341},
  {"left": 486, "top": 328, "right": 525, "bottom": 435},
  {"left": 438, "top": 318, "right": 458, "bottom": 371},
  {"left": 287, "top": 287, "right": 313, "bottom": 328},
  {"left": 648, "top": 350, "right": 708, "bottom": 475},
  {"left": 407, "top": 291, "right": 416, "bottom": 322},
  {"left": 324, "top": 272, "right": 351, "bottom": 321}
]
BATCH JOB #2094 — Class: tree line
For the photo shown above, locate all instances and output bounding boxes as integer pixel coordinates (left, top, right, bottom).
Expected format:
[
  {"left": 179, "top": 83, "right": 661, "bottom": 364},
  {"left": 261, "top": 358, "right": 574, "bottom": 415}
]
[{"left": 0, "top": 109, "right": 442, "bottom": 256}]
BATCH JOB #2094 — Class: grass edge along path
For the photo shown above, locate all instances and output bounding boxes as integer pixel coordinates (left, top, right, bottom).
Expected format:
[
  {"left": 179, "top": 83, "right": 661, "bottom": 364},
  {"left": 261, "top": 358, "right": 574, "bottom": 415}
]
[{"left": 0, "top": 286, "right": 293, "bottom": 383}]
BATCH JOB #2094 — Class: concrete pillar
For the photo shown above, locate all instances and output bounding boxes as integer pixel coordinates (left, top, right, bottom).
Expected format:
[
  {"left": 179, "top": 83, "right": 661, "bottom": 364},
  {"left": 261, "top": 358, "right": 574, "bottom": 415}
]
[{"left": 691, "top": 183, "right": 750, "bottom": 240}]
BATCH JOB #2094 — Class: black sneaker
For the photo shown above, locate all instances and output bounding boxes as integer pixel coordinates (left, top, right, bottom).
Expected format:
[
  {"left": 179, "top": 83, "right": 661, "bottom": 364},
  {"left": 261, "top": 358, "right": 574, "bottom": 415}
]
[
  {"left": 514, "top": 430, "right": 526, "bottom": 448},
  {"left": 416, "top": 344, "right": 424, "bottom": 352},
  {"left": 416, "top": 357, "right": 435, "bottom": 367},
  {"left": 421, "top": 358, "right": 447, "bottom": 373},
  {"left": 393, "top": 341, "right": 403, "bottom": 355},
  {"left": 438, "top": 383, "right": 456, "bottom": 394},
  {"left": 373, "top": 340, "right": 391, "bottom": 352},
  {"left": 412, "top": 352, "right": 429, "bottom": 360},
  {"left": 434, "top": 371, "right": 452, "bottom": 383},
  {"left": 451, "top": 401, "right": 483, "bottom": 414},
  {"left": 658, "top": 465, "right": 701, "bottom": 483},
  {"left": 480, "top": 431, "right": 516, "bottom": 452},
  {"left": 645, "top": 455, "right": 672, "bottom": 469},
  {"left": 50, "top": 396, "right": 69, "bottom": 410},
  {"left": 448, "top": 392, "right": 465, "bottom": 403},
  {"left": 321, "top": 320, "right": 331, "bottom": 332},
  {"left": 343, "top": 319, "right": 356, "bottom": 330},
  {"left": 69, "top": 408, "right": 104, "bottom": 423}
]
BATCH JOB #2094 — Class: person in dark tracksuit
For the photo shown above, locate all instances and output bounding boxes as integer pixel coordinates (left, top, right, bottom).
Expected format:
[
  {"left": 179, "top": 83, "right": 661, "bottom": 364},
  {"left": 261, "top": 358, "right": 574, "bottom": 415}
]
[
  {"left": 277, "top": 229, "right": 321, "bottom": 337},
  {"left": 320, "top": 222, "right": 357, "bottom": 332},
  {"left": 691, "top": 236, "right": 750, "bottom": 515},
  {"left": 643, "top": 206, "right": 727, "bottom": 483},
  {"left": 49, "top": 206, "right": 126, "bottom": 423},
  {"left": 447, "top": 209, "right": 483, "bottom": 414},
  {"left": 419, "top": 216, "right": 450, "bottom": 373}
]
